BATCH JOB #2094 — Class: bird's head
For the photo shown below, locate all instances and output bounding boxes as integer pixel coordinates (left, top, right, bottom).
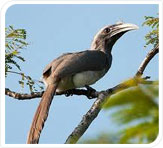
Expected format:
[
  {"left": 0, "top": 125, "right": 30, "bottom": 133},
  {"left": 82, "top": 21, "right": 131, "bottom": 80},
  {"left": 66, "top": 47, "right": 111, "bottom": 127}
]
[{"left": 91, "top": 22, "right": 139, "bottom": 52}]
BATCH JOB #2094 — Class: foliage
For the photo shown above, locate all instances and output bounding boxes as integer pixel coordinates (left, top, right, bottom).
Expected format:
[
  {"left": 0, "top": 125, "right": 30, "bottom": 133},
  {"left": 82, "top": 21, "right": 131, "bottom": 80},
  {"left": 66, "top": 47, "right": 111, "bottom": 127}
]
[
  {"left": 103, "top": 81, "right": 158, "bottom": 144},
  {"left": 143, "top": 15, "right": 159, "bottom": 47},
  {"left": 5, "top": 26, "right": 44, "bottom": 92},
  {"left": 79, "top": 133, "right": 119, "bottom": 144},
  {"left": 5, "top": 25, "right": 27, "bottom": 75}
]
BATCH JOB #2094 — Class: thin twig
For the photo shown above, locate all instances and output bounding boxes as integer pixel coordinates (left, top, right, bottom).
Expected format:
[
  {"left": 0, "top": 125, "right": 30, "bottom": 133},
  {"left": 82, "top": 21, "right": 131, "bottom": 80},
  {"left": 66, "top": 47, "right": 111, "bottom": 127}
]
[
  {"left": 136, "top": 44, "right": 159, "bottom": 76},
  {"left": 7, "top": 70, "right": 44, "bottom": 83}
]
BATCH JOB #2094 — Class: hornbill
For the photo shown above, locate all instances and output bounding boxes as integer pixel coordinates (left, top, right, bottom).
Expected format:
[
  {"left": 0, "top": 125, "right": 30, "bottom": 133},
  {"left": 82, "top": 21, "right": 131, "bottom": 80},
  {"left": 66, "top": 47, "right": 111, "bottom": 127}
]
[{"left": 27, "top": 22, "right": 138, "bottom": 144}]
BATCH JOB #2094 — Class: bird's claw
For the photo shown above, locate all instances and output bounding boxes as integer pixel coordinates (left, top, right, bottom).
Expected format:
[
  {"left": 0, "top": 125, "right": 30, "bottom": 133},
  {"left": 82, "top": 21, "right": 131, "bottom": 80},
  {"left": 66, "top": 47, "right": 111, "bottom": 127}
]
[
  {"left": 85, "top": 85, "right": 96, "bottom": 99},
  {"left": 85, "top": 85, "right": 96, "bottom": 92},
  {"left": 64, "top": 89, "right": 74, "bottom": 97}
]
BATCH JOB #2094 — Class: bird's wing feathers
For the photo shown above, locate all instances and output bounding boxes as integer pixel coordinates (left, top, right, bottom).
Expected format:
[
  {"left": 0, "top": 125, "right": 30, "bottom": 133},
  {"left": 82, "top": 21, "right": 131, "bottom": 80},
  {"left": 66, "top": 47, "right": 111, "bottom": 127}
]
[
  {"left": 43, "top": 53, "right": 73, "bottom": 77},
  {"left": 53, "top": 50, "right": 109, "bottom": 78}
]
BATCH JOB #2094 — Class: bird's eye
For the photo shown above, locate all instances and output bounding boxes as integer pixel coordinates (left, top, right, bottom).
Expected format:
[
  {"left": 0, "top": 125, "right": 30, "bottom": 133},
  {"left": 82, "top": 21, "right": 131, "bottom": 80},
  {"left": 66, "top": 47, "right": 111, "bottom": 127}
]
[{"left": 104, "top": 28, "right": 111, "bottom": 33}]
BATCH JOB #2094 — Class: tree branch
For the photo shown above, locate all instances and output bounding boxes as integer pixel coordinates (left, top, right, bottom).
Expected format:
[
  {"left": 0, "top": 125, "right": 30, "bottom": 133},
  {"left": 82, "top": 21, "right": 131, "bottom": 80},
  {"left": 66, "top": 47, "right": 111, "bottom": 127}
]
[
  {"left": 5, "top": 88, "right": 98, "bottom": 100},
  {"left": 65, "top": 45, "right": 159, "bottom": 144},
  {"left": 5, "top": 88, "right": 44, "bottom": 100},
  {"left": 136, "top": 44, "right": 159, "bottom": 76}
]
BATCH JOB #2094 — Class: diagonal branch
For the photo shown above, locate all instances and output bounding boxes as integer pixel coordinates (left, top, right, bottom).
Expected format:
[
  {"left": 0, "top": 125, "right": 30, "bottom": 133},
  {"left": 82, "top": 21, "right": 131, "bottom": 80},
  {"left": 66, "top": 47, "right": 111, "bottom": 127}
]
[
  {"left": 65, "top": 45, "right": 159, "bottom": 144},
  {"left": 136, "top": 44, "right": 159, "bottom": 76}
]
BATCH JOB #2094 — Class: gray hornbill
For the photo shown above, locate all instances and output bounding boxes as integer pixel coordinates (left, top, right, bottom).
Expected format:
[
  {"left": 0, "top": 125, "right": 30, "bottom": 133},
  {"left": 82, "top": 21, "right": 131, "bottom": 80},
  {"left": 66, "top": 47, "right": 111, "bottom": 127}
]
[{"left": 27, "top": 22, "right": 138, "bottom": 144}]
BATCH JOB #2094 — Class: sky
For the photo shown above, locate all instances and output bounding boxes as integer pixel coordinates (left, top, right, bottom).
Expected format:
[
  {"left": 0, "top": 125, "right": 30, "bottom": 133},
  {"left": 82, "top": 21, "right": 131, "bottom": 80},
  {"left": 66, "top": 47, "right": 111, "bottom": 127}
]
[{"left": 5, "top": 4, "right": 158, "bottom": 144}]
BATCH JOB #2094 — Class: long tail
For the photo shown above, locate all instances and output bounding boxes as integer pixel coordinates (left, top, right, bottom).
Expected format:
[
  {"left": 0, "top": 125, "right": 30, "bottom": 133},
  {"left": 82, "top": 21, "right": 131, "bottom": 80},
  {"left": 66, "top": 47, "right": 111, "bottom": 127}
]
[{"left": 27, "top": 84, "right": 57, "bottom": 144}]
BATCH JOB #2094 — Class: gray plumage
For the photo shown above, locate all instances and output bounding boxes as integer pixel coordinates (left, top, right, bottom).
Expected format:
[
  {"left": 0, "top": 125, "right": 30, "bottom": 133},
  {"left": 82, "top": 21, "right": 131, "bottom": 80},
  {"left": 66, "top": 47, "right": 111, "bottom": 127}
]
[{"left": 43, "top": 50, "right": 111, "bottom": 79}]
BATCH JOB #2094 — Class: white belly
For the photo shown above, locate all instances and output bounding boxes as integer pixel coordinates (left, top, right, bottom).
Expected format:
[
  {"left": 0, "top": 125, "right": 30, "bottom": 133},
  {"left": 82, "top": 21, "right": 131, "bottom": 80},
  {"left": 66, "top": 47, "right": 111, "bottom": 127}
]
[
  {"left": 73, "top": 69, "right": 106, "bottom": 88},
  {"left": 44, "top": 70, "right": 106, "bottom": 92}
]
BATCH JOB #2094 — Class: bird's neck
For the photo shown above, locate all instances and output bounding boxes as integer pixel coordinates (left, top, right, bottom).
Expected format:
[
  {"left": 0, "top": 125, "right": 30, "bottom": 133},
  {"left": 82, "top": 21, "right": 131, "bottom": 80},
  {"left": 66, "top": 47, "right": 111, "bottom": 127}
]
[{"left": 90, "top": 39, "right": 113, "bottom": 55}]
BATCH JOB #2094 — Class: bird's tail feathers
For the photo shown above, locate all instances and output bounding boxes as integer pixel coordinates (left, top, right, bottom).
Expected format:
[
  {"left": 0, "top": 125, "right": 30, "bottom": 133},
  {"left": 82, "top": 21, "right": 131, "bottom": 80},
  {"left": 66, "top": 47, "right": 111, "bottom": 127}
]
[{"left": 27, "top": 84, "right": 57, "bottom": 144}]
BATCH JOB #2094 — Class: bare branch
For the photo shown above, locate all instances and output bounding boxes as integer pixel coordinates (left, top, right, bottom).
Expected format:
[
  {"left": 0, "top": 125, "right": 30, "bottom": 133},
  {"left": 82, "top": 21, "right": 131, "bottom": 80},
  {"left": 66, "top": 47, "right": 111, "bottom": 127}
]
[
  {"left": 5, "top": 88, "right": 98, "bottom": 100},
  {"left": 65, "top": 45, "right": 159, "bottom": 144},
  {"left": 5, "top": 88, "right": 44, "bottom": 100},
  {"left": 136, "top": 44, "right": 159, "bottom": 76},
  {"left": 64, "top": 78, "right": 154, "bottom": 143}
]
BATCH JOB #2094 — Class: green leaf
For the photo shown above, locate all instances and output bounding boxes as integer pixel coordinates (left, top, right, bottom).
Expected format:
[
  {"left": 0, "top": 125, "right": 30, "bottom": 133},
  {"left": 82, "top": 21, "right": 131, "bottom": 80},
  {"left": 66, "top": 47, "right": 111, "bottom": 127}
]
[
  {"left": 120, "top": 122, "right": 158, "bottom": 144},
  {"left": 5, "top": 26, "right": 28, "bottom": 76},
  {"left": 143, "top": 15, "right": 159, "bottom": 48},
  {"left": 103, "top": 81, "right": 158, "bottom": 144},
  {"left": 18, "top": 80, "right": 24, "bottom": 88},
  {"left": 5, "top": 26, "right": 44, "bottom": 92}
]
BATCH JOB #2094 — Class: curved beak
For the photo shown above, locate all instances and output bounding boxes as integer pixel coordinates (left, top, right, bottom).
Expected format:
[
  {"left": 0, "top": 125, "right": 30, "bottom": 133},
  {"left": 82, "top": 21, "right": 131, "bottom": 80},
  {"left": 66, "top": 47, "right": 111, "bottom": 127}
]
[{"left": 110, "top": 23, "right": 139, "bottom": 38}]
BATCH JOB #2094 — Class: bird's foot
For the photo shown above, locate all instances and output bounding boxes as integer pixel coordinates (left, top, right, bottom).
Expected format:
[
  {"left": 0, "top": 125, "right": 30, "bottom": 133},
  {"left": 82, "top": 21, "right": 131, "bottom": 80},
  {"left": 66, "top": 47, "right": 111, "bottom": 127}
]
[
  {"left": 64, "top": 89, "right": 75, "bottom": 97},
  {"left": 85, "top": 85, "right": 96, "bottom": 99}
]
